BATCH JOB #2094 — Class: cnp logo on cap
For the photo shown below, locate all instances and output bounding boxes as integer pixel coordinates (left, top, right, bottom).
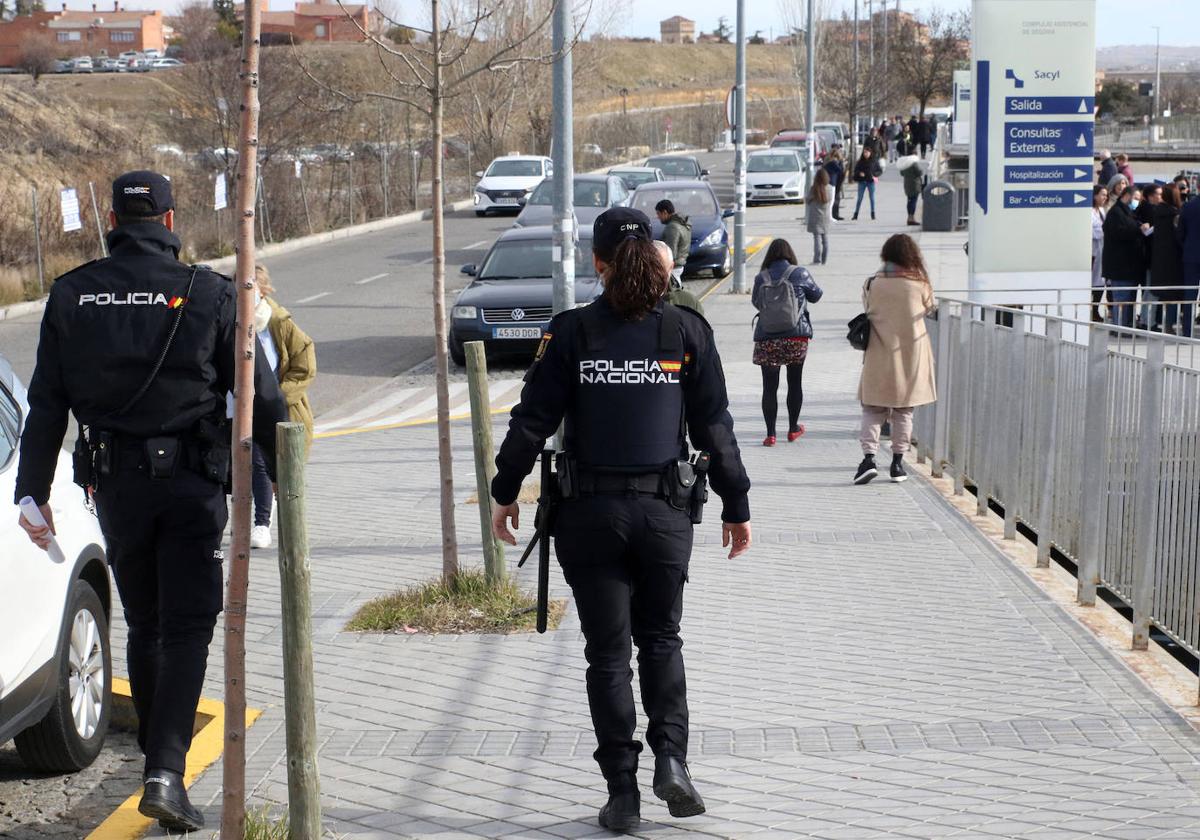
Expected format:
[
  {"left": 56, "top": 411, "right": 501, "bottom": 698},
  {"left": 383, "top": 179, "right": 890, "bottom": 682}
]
[{"left": 112, "top": 170, "right": 174, "bottom": 218}]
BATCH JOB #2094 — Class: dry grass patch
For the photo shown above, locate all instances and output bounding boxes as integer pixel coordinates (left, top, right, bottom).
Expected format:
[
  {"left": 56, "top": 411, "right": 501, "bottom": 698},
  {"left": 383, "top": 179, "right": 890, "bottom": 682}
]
[{"left": 347, "top": 569, "right": 566, "bottom": 635}]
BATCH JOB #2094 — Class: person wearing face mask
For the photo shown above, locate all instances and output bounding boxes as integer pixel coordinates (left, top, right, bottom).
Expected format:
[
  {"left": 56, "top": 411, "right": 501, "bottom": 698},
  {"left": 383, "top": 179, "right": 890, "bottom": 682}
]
[
  {"left": 1103, "top": 185, "right": 1148, "bottom": 328},
  {"left": 247, "top": 264, "right": 317, "bottom": 550}
]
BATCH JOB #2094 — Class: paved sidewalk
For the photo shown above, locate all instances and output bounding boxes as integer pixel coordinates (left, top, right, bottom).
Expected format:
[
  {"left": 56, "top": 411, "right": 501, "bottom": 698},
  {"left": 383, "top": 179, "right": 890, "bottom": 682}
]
[{"left": 122, "top": 173, "right": 1200, "bottom": 839}]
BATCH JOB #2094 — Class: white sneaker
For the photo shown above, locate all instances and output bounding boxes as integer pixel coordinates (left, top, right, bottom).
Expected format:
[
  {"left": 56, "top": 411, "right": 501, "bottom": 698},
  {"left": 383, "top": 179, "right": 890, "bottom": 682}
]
[{"left": 250, "top": 525, "right": 272, "bottom": 549}]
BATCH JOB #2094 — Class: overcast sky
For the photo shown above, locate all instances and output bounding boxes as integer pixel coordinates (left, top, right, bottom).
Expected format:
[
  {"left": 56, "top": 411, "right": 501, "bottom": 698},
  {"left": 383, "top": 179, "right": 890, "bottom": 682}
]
[{"left": 55, "top": 0, "right": 1198, "bottom": 49}]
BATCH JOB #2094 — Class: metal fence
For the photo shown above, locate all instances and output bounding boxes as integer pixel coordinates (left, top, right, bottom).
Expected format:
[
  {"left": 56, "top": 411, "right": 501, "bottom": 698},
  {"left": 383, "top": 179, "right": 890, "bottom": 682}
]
[{"left": 912, "top": 298, "right": 1200, "bottom": 666}]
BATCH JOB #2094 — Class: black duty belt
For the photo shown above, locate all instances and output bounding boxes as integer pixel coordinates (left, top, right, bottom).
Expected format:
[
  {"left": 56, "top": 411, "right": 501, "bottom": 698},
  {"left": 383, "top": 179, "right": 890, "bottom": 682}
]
[{"left": 577, "top": 471, "right": 666, "bottom": 497}]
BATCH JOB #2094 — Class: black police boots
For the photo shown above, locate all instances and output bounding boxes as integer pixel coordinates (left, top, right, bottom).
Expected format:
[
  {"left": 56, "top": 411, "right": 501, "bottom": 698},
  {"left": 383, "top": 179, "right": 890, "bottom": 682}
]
[
  {"left": 139, "top": 768, "right": 204, "bottom": 833},
  {"left": 653, "top": 755, "right": 706, "bottom": 818},
  {"left": 598, "top": 786, "right": 641, "bottom": 833}
]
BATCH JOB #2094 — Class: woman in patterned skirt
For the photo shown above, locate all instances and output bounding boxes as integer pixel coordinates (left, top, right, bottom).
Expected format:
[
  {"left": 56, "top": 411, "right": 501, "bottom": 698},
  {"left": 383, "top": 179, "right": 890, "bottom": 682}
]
[{"left": 751, "top": 239, "right": 824, "bottom": 446}]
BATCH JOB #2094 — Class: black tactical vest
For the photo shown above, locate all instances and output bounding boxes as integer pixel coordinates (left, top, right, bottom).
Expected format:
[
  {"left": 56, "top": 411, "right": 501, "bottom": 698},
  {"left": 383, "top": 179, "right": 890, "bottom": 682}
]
[{"left": 565, "top": 301, "right": 688, "bottom": 471}]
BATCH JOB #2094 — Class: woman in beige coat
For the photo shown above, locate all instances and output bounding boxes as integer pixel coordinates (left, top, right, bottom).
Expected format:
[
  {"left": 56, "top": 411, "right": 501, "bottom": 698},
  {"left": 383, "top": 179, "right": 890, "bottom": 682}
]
[{"left": 854, "top": 234, "right": 936, "bottom": 485}]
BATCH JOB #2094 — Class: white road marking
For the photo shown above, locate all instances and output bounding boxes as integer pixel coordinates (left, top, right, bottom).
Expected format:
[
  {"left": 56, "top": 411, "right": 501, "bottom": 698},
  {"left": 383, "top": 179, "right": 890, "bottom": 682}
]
[
  {"left": 295, "top": 291, "right": 331, "bottom": 304},
  {"left": 464, "top": 240, "right": 490, "bottom": 250},
  {"left": 354, "top": 273, "right": 388, "bottom": 285}
]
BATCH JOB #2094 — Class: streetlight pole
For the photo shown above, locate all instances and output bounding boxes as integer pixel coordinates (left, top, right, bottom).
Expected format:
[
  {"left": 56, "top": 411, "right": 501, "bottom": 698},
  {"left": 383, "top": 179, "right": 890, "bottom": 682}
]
[
  {"left": 551, "top": 0, "right": 575, "bottom": 314},
  {"left": 732, "top": 0, "right": 747, "bottom": 293},
  {"left": 804, "top": 0, "right": 815, "bottom": 194},
  {"left": 1152, "top": 25, "right": 1161, "bottom": 144},
  {"left": 868, "top": 0, "right": 874, "bottom": 128},
  {"left": 852, "top": 0, "right": 859, "bottom": 157}
]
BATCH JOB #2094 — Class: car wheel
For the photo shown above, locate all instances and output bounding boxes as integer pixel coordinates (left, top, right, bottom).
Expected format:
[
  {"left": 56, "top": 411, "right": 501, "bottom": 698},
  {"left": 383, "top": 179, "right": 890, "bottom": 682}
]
[
  {"left": 449, "top": 338, "right": 467, "bottom": 367},
  {"left": 475, "top": 210, "right": 487, "bottom": 217},
  {"left": 14, "top": 580, "right": 111, "bottom": 772}
]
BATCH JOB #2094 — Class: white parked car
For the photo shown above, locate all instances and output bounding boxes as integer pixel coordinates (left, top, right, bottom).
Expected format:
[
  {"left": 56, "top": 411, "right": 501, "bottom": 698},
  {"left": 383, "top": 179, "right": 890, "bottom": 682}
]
[
  {"left": 70, "top": 56, "right": 93, "bottom": 73},
  {"left": 149, "top": 58, "right": 184, "bottom": 69},
  {"left": 0, "top": 355, "right": 112, "bottom": 772},
  {"left": 473, "top": 155, "right": 553, "bottom": 217},
  {"left": 141, "top": 48, "right": 162, "bottom": 59},
  {"left": 745, "top": 148, "right": 806, "bottom": 205}
]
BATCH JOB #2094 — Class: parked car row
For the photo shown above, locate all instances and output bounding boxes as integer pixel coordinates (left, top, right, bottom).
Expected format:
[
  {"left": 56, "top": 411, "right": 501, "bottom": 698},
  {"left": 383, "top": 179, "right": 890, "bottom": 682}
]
[
  {"left": 54, "top": 52, "right": 182, "bottom": 74},
  {"left": 452, "top": 152, "right": 733, "bottom": 365}
]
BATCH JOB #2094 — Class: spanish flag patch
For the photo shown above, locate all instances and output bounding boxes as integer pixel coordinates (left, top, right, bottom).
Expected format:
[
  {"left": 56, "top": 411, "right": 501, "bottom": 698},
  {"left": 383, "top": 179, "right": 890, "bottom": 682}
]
[
  {"left": 167, "top": 296, "right": 187, "bottom": 309},
  {"left": 659, "top": 360, "right": 683, "bottom": 373},
  {"left": 534, "top": 332, "right": 552, "bottom": 361}
]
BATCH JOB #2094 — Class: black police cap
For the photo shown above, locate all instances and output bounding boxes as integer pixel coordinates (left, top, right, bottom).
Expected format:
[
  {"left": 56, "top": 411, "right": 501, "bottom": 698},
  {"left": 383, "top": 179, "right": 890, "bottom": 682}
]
[
  {"left": 592, "top": 206, "right": 652, "bottom": 262},
  {"left": 112, "top": 170, "right": 174, "bottom": 217}
]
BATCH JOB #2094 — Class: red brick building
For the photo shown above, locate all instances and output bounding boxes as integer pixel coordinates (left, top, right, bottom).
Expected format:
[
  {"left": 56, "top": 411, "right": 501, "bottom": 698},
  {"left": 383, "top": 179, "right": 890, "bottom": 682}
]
[
  {"left": 258, "top": 0, "right": 371, "bottom": 44},
  {"left": 0, "top": 3, "right": 165, "bottom": 67}
]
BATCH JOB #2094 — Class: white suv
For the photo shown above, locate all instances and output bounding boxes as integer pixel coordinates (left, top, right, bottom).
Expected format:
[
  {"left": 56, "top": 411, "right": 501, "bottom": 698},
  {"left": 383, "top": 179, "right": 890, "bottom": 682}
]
[
  {"left": 473, "top": 155, "right": 553, "bottom": 217},
  {"left": 0, "top": 354, "right": 112, "bottom": 771}
]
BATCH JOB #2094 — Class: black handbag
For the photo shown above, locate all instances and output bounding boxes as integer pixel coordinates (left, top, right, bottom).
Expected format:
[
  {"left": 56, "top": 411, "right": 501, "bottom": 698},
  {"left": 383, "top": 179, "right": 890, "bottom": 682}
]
[{"left": 846, "top": 275, "right": 875, "bottom": 351}]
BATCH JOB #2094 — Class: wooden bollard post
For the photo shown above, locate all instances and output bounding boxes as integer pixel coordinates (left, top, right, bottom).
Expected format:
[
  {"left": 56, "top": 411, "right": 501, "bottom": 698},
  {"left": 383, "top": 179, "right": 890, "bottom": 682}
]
[
  {"left": 465, "top": 341, "right": 506, "bottom": 586},
  {"left": 276, "top": 422, "right": 321, "bottom": 837}
]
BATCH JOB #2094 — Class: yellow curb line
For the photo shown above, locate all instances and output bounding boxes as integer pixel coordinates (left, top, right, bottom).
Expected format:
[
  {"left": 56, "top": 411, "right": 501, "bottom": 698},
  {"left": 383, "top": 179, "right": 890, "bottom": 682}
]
[
  {"left": 315, "top": 237, "right": 772, "bottom": 442},
  {"left": 86, "top": 678, "right": 261, "bottom": 840},
  {"left": 700, "top": 236, "right": 771, "bottom": 302},
  {"left": 313, "top": 404, "right": 513, "bottom": 440}
]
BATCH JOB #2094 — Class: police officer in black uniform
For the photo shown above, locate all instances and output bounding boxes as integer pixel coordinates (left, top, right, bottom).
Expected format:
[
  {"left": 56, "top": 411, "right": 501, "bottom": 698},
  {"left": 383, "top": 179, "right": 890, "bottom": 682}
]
[
  {"left": 15, "top": 171, "right": 287, "bottom": 834},
  {"left": 491, "top": 207, "right": 752, "bottom": 833}
]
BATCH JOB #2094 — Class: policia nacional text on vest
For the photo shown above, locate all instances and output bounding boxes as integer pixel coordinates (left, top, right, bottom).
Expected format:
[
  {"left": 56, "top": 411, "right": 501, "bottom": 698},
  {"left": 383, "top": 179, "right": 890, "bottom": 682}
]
[
  {"left": 14, "top": 171, "right": 287, "bottom": 834},
  {"left": 490, "top": 206, "right": 752, "bottom": 833}
]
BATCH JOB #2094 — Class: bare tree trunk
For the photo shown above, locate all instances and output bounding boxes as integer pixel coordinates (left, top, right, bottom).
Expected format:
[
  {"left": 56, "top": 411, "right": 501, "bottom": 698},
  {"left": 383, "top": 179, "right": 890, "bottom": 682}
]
[
  {"left": 222, "top": 0, "right": 262, "bottom": 834},
  {"left": 430, "top": 0, "right": 459, "bottom": 582}
]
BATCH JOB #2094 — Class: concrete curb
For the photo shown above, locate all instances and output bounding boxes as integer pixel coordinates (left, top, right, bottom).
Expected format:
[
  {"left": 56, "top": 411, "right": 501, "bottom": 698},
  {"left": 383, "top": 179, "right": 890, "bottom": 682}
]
[
  {"left": 207, "top": 197, "right": 477, "bottom": 273},
  {"left": 0, "top": 297, "right": 47, "bottom": 322}
]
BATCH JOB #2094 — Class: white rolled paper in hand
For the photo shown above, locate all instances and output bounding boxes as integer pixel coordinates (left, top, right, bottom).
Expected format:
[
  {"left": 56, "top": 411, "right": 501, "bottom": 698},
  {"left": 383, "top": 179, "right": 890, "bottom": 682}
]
[{"left": 18, "top": 496, "right": 67, "bottom": 564}]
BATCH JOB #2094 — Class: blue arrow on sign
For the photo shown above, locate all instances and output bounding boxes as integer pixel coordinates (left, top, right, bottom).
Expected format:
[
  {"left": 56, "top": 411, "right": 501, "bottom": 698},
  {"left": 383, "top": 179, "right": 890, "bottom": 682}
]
[
  {"left": 1004, "top": 165, "right": 1093, "bottom": 184},
  {"left": 1005, "top": 96, "right": 1095, "bottom": 115},
  {"left": 1005, "top": 121, "right": 1094, "bottom": 158},
  {"left": 1003, "top": 190, "right": 1091, "bottom": 208}
]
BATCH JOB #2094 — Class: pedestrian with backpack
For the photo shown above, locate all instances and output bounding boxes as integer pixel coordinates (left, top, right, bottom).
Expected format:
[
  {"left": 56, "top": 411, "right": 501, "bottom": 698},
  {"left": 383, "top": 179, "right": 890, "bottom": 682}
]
[{"left": 752, "top": 239, "right": 823, "bottom": 447}]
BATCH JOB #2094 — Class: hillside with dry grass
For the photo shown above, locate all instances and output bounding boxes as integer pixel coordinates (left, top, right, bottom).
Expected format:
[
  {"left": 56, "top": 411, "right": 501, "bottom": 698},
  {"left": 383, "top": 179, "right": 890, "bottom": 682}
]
[{"left": 0, "top": 41, "right": 801, "bottom": 304}]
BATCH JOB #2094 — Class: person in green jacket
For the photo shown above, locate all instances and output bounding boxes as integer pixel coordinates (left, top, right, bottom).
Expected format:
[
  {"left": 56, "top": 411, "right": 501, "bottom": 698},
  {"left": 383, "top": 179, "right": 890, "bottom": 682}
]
[
  {"left": 654, "top": 240, "right": 704, "bottom": 314},
  {"left": 899, "top": 156, "right": 925, "bottom": 226},
  {"left": 655, "top": 199, "right": 692, "bottom": 285}
]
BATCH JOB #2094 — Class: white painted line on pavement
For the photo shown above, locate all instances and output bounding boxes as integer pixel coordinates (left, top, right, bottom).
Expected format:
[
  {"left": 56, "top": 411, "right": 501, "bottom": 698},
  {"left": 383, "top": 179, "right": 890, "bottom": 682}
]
[
  {"left": 296, "top": 291, "right": 331, "bottom": 304},
  {"left": 354, "top": 273, "right": 389, "bottom": 285},
  {"left": 464, "top": 240, "right": 490, "bottom": 250}
]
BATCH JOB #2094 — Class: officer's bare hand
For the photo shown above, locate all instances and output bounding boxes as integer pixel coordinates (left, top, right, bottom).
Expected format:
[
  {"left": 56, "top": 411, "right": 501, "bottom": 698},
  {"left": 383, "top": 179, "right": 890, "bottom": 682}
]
[
  {"left": 18, "top": 504, "right": 56, "bottom": 551},
  {"left": 723, "top": 521, "right": 752, "bottom": 559},
  {"left": 492, "top": 502, "right": 520, "bottom": 546}
]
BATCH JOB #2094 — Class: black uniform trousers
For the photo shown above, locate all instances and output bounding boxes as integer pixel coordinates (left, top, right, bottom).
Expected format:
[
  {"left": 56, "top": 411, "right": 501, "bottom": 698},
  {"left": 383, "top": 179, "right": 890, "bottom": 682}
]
[
  {"left": 94, "top": 443, "right": 227, "bottom": 776},
  {"left": 554, "top": 493, "right": 692, "bottom": 789}
]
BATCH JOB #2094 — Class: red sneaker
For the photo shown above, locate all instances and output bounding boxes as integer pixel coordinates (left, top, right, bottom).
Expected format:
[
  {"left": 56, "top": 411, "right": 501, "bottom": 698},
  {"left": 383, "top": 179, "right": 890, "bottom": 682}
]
[
  {"left": 762, "top": 436, "right": 776, "bottom": 447},
  {"left": 787, "top": 425, "right": 806, "bottom": 442}
]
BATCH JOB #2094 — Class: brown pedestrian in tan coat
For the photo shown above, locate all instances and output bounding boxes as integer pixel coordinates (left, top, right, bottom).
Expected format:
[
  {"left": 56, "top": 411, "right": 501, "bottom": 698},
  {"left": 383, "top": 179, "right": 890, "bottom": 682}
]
[{"left": 853, "top": 234, "right": 937, "bottom": 485}]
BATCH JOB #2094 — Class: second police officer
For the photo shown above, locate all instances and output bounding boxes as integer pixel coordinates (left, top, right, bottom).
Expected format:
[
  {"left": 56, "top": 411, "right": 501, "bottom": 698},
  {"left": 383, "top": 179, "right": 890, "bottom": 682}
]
[
  {"left": 491, "top": 207, "right": 752, "bottom": 833},
  {"left": 15, "top": 171, "right": 287, "bottom": 833}
]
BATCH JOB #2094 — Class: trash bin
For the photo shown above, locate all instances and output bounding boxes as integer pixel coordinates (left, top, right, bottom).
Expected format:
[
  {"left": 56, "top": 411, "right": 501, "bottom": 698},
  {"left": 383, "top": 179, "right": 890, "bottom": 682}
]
[{"left": 922, "top": 180, "right": 956, "bottom": 232}]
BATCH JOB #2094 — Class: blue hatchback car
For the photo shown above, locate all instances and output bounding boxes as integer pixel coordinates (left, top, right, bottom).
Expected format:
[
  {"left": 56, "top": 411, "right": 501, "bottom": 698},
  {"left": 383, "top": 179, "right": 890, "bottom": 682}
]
[{"left": 629, "top": 180, "right": 733, "bottom": 279}]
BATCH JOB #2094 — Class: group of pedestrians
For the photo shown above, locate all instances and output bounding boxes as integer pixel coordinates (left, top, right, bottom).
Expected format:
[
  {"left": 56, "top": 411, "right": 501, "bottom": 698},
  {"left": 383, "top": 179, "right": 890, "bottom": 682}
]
[
  {"left": 1095, "top": 150, "right": 1198, "bottom": 335},
  {"left": 750, "top": 231, "right": 936, "bottom": 484}
]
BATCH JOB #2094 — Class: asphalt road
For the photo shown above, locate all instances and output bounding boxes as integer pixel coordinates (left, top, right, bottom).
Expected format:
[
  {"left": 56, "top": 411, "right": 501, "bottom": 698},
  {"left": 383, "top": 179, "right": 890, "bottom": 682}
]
[{"left": 0, "top": 151, "right": 740, "bottom": 420}]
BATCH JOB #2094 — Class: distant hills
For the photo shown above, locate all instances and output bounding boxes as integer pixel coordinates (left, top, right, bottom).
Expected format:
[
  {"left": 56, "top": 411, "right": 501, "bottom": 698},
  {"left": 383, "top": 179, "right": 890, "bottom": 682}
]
[{"left": 1098, "top": 45, "right": 1200, "bottom": 71}]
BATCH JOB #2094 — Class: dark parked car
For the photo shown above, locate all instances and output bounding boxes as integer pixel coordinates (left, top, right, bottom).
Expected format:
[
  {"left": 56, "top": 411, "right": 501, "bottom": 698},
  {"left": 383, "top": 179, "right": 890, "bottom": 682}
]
[
  {"left": 629, "top": 181, "right": 733, "bottom": 279},
  {"left": 514, "top": 174, "right": 631, "bottom": 228},
  {"left": 608, "top": 166, "right": 667, "bottom": 191},
  {"left": 449, "top": 227, "right": 602, "bottom": 365},
  {"left": 645, "top": 155, "right": 709, "bottom": 181}
]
